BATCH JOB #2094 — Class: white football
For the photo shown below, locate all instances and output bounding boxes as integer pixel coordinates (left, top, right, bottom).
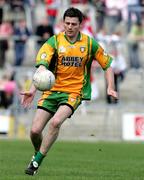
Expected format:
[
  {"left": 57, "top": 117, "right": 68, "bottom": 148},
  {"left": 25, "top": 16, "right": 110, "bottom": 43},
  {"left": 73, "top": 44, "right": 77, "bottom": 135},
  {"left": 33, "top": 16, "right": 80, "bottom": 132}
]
[{"left": 33, "top": 69, "right": 55, "bottom": 91}]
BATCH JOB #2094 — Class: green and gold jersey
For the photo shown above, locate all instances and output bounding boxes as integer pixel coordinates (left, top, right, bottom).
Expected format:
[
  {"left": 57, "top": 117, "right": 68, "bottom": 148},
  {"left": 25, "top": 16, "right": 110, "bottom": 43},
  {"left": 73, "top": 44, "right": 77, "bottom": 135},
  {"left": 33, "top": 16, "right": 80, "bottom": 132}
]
[{"left": 36, "top": 32, "right": 112, "bottom": 100}]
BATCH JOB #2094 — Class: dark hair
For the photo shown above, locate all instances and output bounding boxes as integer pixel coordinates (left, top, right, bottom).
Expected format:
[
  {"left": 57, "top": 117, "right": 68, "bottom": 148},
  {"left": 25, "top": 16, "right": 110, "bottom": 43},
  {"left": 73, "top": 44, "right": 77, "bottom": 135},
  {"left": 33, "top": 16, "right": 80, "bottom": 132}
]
[{"left": 63, "top": 7, "right": 84, "bottom": 23}]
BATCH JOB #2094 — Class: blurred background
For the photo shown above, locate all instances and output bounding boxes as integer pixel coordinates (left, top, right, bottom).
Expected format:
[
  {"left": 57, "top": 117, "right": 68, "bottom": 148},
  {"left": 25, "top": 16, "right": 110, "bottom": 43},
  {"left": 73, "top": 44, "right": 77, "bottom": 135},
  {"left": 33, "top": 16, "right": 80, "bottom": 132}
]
[{"left": 0, "top": 0, "right": 144, "bottom": 141}]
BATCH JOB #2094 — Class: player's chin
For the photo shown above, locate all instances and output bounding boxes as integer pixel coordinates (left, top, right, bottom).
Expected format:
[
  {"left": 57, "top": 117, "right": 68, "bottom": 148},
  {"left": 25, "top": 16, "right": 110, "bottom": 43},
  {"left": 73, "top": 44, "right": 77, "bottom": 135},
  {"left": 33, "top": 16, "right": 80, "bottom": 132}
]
[{"left": 66, "top": 32, "right": 74, "bottom": 37}]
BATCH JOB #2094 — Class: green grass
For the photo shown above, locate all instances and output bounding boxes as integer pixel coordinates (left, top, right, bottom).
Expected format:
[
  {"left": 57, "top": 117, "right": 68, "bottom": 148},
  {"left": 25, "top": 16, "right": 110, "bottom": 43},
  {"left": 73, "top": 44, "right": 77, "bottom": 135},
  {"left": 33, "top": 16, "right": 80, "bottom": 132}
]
[{"left": 0, "top": 140, "right": 144, "bottom": 180}]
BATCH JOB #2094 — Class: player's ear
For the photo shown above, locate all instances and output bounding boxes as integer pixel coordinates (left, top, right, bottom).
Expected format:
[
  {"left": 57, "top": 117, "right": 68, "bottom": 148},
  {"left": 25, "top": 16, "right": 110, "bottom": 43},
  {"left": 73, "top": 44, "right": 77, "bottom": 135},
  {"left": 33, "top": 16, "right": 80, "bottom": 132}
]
[{"left": 79, "top": 23, "right": 83, "bottom": 29}]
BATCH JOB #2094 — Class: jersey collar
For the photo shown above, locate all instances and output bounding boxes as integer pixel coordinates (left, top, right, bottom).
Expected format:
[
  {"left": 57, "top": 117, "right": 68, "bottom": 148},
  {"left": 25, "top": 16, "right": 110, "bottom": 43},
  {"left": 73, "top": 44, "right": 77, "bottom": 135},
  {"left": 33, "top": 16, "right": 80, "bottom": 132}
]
[{"left": 64, "top": 32, "right": 82, "bottom": 44}]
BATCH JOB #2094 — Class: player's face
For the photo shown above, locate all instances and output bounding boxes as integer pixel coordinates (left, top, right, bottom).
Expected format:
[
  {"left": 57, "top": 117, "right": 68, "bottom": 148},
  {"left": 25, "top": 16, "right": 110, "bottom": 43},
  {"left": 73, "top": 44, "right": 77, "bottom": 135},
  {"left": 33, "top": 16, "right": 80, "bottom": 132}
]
[{"left": 64, "top": 17, "right": 81, "bottom": 39}]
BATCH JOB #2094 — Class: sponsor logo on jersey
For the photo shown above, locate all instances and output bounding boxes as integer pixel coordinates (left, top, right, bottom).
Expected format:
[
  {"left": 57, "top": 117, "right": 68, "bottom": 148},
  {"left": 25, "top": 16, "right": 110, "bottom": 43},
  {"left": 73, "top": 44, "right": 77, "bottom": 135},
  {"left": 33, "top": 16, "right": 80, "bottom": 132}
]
[
  {"left": 68, "top": 45, "right": 75, "bottom": 49},
  {"left": 62, "top": 56, "right": 83, "bottom": 67}
]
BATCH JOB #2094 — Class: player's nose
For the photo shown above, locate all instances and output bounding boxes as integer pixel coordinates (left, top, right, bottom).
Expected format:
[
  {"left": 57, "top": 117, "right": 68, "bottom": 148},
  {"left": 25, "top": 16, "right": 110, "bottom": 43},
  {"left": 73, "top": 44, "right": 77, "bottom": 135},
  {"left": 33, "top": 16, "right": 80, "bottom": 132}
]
[{"left": 68, "top": 23, "right": 72, "bottom": 28}]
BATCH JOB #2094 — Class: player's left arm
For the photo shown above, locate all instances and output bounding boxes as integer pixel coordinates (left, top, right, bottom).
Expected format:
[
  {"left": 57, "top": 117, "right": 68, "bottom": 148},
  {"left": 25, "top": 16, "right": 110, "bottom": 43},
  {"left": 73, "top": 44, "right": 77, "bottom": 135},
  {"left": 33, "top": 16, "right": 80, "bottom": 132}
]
[
  {"left": 105, "top": 66, "right": 118, "bottom": 99},
  {"left": 91, "top": 38, "right": 118, "bottom": 99}
]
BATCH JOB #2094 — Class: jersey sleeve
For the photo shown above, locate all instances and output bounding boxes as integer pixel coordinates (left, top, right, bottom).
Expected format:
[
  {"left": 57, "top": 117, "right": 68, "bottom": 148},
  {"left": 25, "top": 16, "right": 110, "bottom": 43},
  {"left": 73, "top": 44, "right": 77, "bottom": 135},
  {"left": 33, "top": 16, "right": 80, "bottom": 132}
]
[
  {"left": 35, "top": 35, "right": 57, "bottom": 69},
  {"left": 91, "top": 38, "right": 113, "bottom": 70}
]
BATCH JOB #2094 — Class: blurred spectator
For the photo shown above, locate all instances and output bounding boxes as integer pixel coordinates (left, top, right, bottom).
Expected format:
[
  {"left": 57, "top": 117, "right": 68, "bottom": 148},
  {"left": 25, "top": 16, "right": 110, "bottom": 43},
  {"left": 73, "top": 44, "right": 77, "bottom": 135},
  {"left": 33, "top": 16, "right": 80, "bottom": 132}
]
[
  {"left": 0, "top": 70, "right": 16, "bottom": 109},
  {"left": 0, "top": 7, "right": 2, "bottom": 24},
  {"left": 141, "top": 0, "right": 144, "bottom": 6},
  {"left": 81, "top": 14, "right": 94, "bottom": 37},
  {"left": 44, "top": 0, "right": 61, "bottom": 27},
  {"left": 9, "top": 0, "right": 25, "bottom": 12},
  {"left": 140, "top": 0, "right": 144, "bottom": 17},
  {"left": 54, "top": 18, "right": 64, "bottom": 34},
  {"left": 92, "top": 0, "right": 106, "bottom": 32},
  {"left": 24, "top": 0, "right": 36, "bottom": 32},
  {"left": 71, "top": 0, "right": 88, "bottom": 4},
  {"left": 13, "top": 19, "right": 31, "bottom": 66},
  {"left": 105, "top": 0, "right": 123, "bottom": 34},
  {"left": 35, "top": 17, "right": 54, "bottom": 50},
  {"left": 127, "top": 0, "right": 141, "bottom": 32},
  {"left": 127, "top": 21, "right": 144, "bottom": 69},
  {"left": 0, "top": 20, "right": 13, "bottom": 68},
  {"left": 0, "top": 0, "right": 6, "bottom": 24},
  {"left": 95, "top": 27, "right": 111, "bottom": 52},
  {"left": 24, "top": 0, "right": 35, "bottom": 6},
  {"left": 7, "top": 0, "right": 26, "bottom": 26}
]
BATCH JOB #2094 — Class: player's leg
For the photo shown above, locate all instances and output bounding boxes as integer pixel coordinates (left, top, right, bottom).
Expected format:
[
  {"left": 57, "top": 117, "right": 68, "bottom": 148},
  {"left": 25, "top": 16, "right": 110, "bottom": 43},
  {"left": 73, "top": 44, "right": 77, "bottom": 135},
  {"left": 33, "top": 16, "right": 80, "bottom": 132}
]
[
  {"left": 38, "top": 92, "right": 81, "bottom": 156},
  {"left": 25, "top": 108, "right": 52, "bottom": 175},
  {"left": 25, "top": 105, "right": 72, "bottom": 176},
  {"left": 40, "top": 105, "right": 72, "bottom": 155},
  {"left": 30, "top": 108, "right": 53, "bottom": 152},
  {"left": 26, "top": 92, "right": 81, "bottom": 175}
]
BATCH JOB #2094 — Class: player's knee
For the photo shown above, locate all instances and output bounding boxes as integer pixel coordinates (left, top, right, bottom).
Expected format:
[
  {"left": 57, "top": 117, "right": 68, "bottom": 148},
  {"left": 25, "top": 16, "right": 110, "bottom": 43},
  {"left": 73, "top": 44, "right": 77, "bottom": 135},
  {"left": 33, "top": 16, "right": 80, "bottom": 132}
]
[
  {"left": 50, "top": 117, "right": 61, "bottom": 129},
  {"left": 30, "top": 127, "right": 41, "bottom": 136}
]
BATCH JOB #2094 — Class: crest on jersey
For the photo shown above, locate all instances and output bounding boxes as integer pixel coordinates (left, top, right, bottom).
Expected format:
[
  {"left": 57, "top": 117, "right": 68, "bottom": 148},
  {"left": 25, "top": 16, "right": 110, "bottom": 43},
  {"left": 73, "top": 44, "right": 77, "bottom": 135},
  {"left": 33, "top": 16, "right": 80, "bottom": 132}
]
[
  {"left": 41, "top": 52, "right": 47, "bottom": 59},
  {"left": 80, "top": 46, "right": 85, "bottom": 53}
]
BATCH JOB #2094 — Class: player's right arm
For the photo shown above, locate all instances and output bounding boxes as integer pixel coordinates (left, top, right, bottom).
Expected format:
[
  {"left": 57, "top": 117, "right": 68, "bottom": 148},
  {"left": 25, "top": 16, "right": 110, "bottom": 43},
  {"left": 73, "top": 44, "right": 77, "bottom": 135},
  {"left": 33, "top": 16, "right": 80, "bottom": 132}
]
[
  {"left": 20, "top": 65, "right": 47, "bottom": 108},
  {"left": 21, "top": 34, "right": 57, "bottom": 108}
]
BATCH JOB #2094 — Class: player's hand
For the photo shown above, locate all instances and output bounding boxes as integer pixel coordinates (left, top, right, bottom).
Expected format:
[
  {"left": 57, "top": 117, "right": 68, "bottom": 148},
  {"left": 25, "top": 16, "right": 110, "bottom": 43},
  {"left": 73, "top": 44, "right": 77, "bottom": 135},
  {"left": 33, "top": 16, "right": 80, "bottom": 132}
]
[
  {"left": 107, "top": 88, "right": 118, "bottom": 100},
  {"left": 20, "top": 91, "right": 35, "bottom": 108}
]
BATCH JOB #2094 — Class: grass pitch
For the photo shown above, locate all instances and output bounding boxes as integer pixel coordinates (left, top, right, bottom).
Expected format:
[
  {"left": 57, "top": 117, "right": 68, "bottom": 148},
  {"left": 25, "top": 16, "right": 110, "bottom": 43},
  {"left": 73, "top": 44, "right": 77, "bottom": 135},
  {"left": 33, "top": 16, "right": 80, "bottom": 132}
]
[{"left": 0, "top": 139, "right": 144, "bottom": 180}]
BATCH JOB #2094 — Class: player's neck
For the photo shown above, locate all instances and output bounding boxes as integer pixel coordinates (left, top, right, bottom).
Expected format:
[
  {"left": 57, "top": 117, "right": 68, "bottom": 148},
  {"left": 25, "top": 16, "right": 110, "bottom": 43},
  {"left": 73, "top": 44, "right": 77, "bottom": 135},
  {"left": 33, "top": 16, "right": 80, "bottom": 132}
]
[{"left": 65, "top": 32, "right": 80, "bottom": 43}]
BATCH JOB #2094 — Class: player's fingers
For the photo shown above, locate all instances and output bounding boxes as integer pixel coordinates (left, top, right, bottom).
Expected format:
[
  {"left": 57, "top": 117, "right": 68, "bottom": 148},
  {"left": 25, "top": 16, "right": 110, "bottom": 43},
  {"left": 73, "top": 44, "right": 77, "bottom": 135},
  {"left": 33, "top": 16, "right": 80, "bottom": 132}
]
[
  {"left": 20, "top": 91, "right": 31, "bottom": 96},
  {"left": 20, "top": 95, "right": 25, "bottom": 105},
  {"left": 112, "top": 92, "right": 118, "bottom": 99},
  {"left": 20, "top": 91, "right": 26, "bottom": 95},
  {"left": 20, "top": 95, "right": 28, "bottom": 106},
  {"left": 110, "top": 91, "right": 117, "bottom": 97},
  {"left": 108, "top": 90, "right": 118, "bottom": 99},
  {"left": 22, "top": 101, "right": 30, "bottom": 108},
  {"left": 22, "top": 99, "right": 32, "bottom": 108}
]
